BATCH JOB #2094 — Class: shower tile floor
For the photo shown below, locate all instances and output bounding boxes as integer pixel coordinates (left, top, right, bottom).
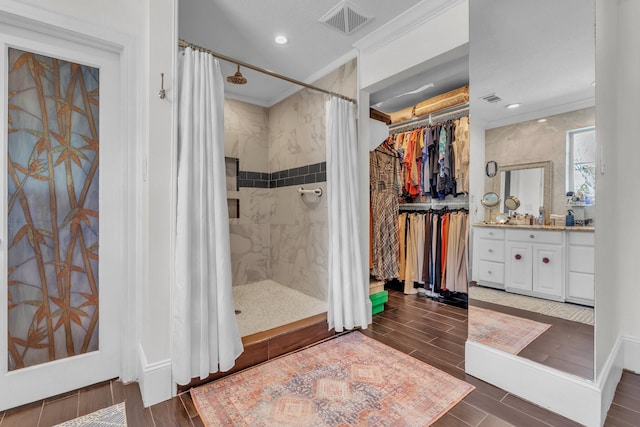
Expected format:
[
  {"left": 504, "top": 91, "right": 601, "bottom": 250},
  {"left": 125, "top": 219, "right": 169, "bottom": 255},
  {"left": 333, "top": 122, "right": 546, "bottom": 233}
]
[{"left": 233, "top": 280, "right": 327, "bottom": 337}]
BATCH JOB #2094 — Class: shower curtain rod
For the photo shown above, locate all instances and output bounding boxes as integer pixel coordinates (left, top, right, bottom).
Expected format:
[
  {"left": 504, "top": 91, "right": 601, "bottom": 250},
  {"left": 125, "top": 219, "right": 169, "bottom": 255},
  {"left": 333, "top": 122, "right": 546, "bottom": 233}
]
[{"left": 178, "top": 39, "right": 357, "bottom": 104}]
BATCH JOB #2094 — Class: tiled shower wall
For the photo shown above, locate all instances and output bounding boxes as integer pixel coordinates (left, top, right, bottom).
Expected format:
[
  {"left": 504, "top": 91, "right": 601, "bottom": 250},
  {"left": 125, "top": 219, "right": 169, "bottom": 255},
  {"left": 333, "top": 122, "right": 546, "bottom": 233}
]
[
  {"left": 225, "top": 99, "right": 271, "bottom": 285},
  {"left": 225, "top": 58, "right": 357, "bottom": 301}
]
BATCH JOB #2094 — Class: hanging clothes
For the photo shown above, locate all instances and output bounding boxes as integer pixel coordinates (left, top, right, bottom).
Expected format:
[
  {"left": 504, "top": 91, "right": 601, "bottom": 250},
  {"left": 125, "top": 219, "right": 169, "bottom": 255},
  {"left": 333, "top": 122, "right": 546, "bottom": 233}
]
[
  {"left": 453, "top": 116, "right": 470, "bottom": 194},
  {"left": 398, "top": 213, "right": 407, "bottom": 281},
  {"left": 369, "top": 111, "right": 470, "bottom": 296},
  {"left": 370, "top": 144, "right": 402, "bottom": 280},
  {"left": 392, "top": 208, "right": 469, "bottom": 296}
]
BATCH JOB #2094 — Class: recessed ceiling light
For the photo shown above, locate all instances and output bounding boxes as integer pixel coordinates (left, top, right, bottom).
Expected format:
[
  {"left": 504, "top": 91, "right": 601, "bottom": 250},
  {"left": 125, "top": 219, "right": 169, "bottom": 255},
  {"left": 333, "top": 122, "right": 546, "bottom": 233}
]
[
  {"left": 274, "top": 35, "right": 288, "bottom": 45},
  {"left": 538, "top": 118, "right": 547, "bottom": 123},
  {"left": 505, "top": 103, "right": 521, "bottom": 109}
]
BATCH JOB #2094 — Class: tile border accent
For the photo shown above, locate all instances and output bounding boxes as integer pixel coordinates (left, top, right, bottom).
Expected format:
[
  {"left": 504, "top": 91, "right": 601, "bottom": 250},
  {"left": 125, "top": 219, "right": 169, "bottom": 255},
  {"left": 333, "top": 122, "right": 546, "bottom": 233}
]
[{"left": 238, "top": 162, "right": 326, "bottom": 189}]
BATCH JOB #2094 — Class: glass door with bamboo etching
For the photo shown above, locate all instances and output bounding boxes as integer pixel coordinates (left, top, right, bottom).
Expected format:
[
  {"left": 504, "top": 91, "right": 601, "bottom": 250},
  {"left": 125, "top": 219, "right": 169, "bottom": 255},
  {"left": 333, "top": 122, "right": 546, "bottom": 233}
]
[{"left": 1, "top": 23, "right": 124, "bottom": 411}]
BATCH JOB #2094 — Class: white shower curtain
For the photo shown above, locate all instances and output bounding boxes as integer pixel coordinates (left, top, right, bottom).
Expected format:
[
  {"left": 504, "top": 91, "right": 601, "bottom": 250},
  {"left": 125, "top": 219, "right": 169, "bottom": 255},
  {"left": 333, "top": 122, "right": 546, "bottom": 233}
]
[
  {"left": 173, "top": 47, "right": 243, "bottom": 385},
  {"left": 326, "top": 98, "right": 368, "bottom": 332}
]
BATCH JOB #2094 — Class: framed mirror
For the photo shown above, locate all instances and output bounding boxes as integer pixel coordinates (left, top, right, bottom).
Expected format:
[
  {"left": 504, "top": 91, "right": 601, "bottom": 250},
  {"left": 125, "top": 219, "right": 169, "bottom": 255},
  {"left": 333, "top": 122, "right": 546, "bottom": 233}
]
[
  {"left": 485, "top": 160, "right": 498, "bottom": 177},
  {"left": 493, "top": 161, "right": 552, "bottom": 217}
]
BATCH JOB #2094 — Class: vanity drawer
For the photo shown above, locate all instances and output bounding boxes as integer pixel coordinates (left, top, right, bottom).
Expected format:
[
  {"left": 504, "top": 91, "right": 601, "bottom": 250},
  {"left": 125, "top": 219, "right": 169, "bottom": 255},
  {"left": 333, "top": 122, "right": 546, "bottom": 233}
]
[
  {"left": 474, "top": 227, "right": 505, "bottom": 240},
  {"left": 568, "top": 272, "right": 595, "bottom": 303},
  {"left": 568, "top": 231, "right": 595, "bottom": 246},
  {"left": 569, "top": 245, "right": 595, "bottom": 274},
  {"left": 506, "top": 229, "right": 563, "bottom": 245},
  {"left": 477, "top": 239, "right": 505, "bottom": 262},
  {"left": 477, "top": 260, "right": 505, "bottom": 285}
]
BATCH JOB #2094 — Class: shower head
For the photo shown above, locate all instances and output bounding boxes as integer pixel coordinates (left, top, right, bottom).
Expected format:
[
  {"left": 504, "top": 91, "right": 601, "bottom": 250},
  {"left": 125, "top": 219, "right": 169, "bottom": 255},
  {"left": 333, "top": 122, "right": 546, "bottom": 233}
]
[{"left": 227, "top": 65, "right": 247, "bottom": 85}]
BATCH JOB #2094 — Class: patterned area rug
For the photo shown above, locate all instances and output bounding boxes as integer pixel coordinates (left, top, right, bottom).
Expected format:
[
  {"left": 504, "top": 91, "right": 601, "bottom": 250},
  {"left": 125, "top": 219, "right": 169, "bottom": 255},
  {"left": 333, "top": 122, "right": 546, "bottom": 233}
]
[
  {"left": 468, "top": 306, "right": 552, "bottom": 354},
  {"left": 191, "top": 332, "right": 474, "bottom": 426},
  {"left": 470, "top": 286, "right": 594, "bottom": 325},
  {"left": 53, "top": 402, "right": 126, "bottom": 427}
]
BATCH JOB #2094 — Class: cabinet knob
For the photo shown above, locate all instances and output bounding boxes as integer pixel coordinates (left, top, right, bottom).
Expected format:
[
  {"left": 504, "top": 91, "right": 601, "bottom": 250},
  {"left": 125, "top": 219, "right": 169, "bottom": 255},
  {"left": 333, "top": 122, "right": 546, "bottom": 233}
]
[
  {"left": 542, "top": 257, "right": 550, "bottom": 264},
  {"left": 488, "top": 249, "right": 493, "bottom": 253},
  {"left": 488, "top": 270, "right": 492, "bottom": 274},
  {"left": 529, "top": 234, "right": 535, "bottom": 239},
  {"left": 515, "top": 254, "right": 522, "bottom": 260}
]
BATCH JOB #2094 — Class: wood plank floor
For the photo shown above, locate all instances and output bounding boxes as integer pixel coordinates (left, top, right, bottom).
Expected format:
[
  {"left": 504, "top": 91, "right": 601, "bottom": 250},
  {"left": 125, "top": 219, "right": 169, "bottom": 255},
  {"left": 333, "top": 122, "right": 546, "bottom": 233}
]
[
  {"left": 470, "top": 299, "right": 594, "bottom": 380},
  {"left": 1, "top": 289, "right": 637, "bottom": 426}
]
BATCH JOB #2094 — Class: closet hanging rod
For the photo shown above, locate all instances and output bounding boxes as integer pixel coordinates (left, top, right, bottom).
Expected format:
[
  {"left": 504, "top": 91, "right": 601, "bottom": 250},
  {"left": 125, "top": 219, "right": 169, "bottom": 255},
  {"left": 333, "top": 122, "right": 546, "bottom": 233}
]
[
  {"left": 388, "top": 104, "right": 469, "bottom": 132},
  {"left": 399, "top": 199, "right": 470, "bottom": 211},
  {"left": 178, "top": 39, "right": 357, "bottom": 104}
]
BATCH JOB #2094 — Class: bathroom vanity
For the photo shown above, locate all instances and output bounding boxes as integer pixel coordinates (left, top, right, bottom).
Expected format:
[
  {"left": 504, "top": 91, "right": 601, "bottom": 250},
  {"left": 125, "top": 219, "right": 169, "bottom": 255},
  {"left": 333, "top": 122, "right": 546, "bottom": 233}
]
[{"left": 472, "top": 224, "right": 595, "bottom": 306}]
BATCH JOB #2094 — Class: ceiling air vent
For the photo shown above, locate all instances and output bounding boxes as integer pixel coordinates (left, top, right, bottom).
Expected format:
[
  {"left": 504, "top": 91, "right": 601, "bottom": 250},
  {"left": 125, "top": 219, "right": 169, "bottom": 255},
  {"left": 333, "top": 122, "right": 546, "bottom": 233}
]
[
  {"left": 480, "top": 93, "right": 502, "bottom": 103},
  {"left": 319, "top": 1, "right": 372, "bottom": 35}
]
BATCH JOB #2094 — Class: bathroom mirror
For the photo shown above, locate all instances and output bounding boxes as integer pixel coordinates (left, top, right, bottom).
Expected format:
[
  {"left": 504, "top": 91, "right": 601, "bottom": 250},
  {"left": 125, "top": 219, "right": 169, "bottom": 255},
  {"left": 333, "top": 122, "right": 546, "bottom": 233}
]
[
  {"left": 485, "top": 160, "right": 498, "bottom": 177},
  {"left": 494, "top": 161, "right": 551, "bottom": 217},
  {"left": 503, "top": 195, "right": 520, "bottom": 211},
  {"left": 480, "top": 191, "right": 500, "bottom": 208},
  {"left": 468, "top": 0, "right": 595, "bottom": 382}
]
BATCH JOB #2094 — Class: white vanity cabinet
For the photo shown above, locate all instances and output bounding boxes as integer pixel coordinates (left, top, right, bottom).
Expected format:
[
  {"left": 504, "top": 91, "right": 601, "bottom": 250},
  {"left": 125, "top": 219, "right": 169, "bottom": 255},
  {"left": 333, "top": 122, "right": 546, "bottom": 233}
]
[
  {"left": 566, "top": 232, "right": 595, "bottom": 306},
  {"left": 473, "top": 225, "right": 594, "bottom": 303},
  {"left": 472, "top": 227, "right": 505, "bottom": 289},
  {"left": 504, "top": 229, "right": 565, "bottom": 300}
]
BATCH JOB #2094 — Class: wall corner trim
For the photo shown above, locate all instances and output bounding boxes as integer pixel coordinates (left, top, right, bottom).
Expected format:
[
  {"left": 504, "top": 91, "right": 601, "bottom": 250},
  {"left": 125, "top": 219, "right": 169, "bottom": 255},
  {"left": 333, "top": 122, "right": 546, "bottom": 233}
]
[{"left": 137, "top": 346, "right": 173, "bottom": 407}]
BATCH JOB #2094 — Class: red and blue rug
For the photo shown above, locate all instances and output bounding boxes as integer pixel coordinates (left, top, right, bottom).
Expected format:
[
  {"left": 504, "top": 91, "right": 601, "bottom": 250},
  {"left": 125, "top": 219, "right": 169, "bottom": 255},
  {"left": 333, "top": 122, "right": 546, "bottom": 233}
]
[{"left": 191, "top": 331, "right": 474, "bottom": 426}]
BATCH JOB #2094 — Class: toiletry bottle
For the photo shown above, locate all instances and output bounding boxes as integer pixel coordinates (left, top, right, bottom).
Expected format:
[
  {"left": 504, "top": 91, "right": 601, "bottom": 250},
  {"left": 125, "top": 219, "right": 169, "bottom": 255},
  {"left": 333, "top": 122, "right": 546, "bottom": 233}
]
[
  {"left": 538, "top": 207, "right": 544, "bottom": 225},
  {"left": 565, "top": 209, "right": 575, "bottom": 226}
]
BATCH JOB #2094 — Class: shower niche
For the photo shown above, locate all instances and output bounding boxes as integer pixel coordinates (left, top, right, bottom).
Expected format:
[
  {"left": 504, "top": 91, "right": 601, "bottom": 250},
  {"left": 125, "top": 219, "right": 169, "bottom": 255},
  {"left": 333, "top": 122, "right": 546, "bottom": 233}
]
[{"left": 225, "top": 156, "right": 240, "bottom": 219}]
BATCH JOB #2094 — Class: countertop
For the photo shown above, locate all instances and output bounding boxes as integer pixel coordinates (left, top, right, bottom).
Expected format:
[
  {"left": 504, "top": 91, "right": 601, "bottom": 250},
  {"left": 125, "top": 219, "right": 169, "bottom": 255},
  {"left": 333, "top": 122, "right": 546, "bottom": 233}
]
[{"left": 473, "top": 222, "right": 595, "bottom": 232}]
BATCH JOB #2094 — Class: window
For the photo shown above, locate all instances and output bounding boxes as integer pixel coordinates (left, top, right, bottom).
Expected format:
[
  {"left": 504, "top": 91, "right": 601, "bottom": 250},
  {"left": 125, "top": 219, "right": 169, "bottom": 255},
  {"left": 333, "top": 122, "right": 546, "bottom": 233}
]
[{"left": 566, "top": 126, "right": 596, "bottom": 202}]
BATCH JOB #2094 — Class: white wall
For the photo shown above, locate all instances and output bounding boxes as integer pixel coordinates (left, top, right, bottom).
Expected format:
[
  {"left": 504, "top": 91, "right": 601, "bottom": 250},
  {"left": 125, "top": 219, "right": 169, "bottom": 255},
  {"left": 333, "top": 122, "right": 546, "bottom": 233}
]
[
  {"left": 356, "top": 0, "right": 468, "bottom": 91},
  {"left": 594, "top": 0, "right": 620, "bottom": 380},
  {"left": 612, "top": 0, "right": 640, "bottom": 351},
  {"left": 595, "top": 0, "right": 640, "bottom": 377}
]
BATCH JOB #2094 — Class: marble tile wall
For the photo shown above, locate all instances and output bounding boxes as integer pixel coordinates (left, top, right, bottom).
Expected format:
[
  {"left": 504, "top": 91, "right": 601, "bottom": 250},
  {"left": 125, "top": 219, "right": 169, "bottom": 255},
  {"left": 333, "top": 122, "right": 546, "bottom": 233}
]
[
  {"left": 225, "top": 99, "right": 270, "bottom": 285},
  {"left": 268, "top": 59, "right": 357, "bottom": 301},
  {"left": 224, "top": 59, "right": 357, "bottom": 299},
  {"left": 484, "top": 107, "right": 595, "bottom": 217}
]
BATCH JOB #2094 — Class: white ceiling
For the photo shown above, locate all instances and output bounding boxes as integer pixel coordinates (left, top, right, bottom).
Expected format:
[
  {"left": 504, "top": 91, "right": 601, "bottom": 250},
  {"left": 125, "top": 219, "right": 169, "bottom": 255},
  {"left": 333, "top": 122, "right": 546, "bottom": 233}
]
[
  {"left": 179, "top": 0, "right": 422, "bottom": 107},
  {"left": 178, "top": 0, "right": 594, "bottom": 127},
  {"left": 469, "top": 0, "right": 595, "bottom": 129}
]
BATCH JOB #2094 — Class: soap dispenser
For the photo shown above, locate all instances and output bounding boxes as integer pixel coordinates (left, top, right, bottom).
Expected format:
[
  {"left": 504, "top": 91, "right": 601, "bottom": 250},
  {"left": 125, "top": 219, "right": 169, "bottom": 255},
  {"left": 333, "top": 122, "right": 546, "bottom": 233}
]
[{"left": 565, "top": 209, "right": 575, "bottom": 226}]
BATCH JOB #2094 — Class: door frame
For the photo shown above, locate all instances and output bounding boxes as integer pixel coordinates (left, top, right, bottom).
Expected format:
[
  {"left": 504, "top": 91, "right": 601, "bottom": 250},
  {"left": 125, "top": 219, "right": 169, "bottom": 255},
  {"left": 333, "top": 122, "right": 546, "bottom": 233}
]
[{"left": 0, "top": 3, "right": 140, "bottom": 409}]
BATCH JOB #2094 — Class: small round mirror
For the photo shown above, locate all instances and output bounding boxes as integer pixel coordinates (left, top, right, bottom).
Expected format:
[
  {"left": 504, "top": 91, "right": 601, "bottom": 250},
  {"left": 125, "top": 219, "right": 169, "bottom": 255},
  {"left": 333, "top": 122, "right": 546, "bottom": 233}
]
[
  {"left": 485, "top": 160, "right": 498, "bottom": 177},
  {"left": 504, "top": 195, "right": 521, "bottom": 211},
  {"left": 480, "top": 192, "right": 500, "bottom": 208}
]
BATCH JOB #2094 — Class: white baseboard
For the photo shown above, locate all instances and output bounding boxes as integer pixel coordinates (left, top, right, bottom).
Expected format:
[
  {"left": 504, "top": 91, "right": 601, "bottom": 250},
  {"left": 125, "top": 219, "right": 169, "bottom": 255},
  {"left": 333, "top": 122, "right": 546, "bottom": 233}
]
[
  {"left": 137, "top": 345, "right": 173, "bottom": 407},
  {"left": 597, "top": 335, "right": 624, "bottom": 427},
  {"left": 623, "top": 335, "right": 640, "bottom": 374},
  {"left": 465, "top": 340, "right": 601, "bottom": 427}
]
